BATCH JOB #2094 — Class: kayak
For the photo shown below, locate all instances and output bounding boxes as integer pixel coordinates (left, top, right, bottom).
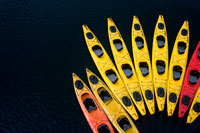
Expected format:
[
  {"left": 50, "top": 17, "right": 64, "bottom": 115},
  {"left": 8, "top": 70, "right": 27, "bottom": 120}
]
[
  {"left": 86, "top": 68, "right": 139, "bottom": 133},
  {"left": 152, "top": 15, "right": 168, "bottom": 112},
  {"left": 82, "top": 25, "right": 139, "bottom": 120},
  {"left": 131, "top": 16, "right": 155, "bottom": 114},
  {"left": 107, "top": 17, "right": 146, "bottom": 116},
  {"left": 72, "top": 73, "right": 114, "bottom": 133},
  {"left": 187, "top": 86, "right": 200, "bottom": 124},
  {"left": 167, "top": 21, "right": 189, "bottom": 116},
  {"left": 178, "top": 41, "right": 200, "bottom": 118}
]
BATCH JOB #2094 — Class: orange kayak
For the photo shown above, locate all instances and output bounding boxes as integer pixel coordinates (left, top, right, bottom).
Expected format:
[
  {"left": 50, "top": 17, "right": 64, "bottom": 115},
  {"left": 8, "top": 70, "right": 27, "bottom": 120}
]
[{"left": 72, "top": 73, "right": 114, "bottom": 133}]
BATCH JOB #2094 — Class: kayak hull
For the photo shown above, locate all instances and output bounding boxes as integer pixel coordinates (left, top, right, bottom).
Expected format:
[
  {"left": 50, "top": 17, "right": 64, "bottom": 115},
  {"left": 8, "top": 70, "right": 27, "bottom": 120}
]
[{"left": 179, "top": 41, "right": 200, "bottom": 118}]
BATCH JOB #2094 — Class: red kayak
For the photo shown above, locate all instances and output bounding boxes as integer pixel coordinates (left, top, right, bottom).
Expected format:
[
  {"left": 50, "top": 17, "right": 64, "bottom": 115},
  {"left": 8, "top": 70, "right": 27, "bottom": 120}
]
[{"left": 178, "top": 41, "right": 200, "bottom": 118}]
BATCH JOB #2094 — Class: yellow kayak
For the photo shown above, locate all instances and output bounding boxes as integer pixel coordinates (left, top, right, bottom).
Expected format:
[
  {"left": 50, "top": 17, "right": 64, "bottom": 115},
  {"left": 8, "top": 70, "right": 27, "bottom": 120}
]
[
  {"left": 82, "top": 25, "right": 139, "bottom": 120},
  {"left": 107, "top": 17, "right": 146, "bottom": 116},
  {"left": 167, "top": 21, "right": 189, "bottom": 116},
  {"left": 86, "top": 68, "right": 139, "bottom": 133},
  {"left": 187, "top": 86, "right": 200, "bottom": 124},
  {"left": 152, "top": 15, "right": 168, "bottom": 112},
  {"left": 131, "top": 16, "right": 155, "bottom": 114}
]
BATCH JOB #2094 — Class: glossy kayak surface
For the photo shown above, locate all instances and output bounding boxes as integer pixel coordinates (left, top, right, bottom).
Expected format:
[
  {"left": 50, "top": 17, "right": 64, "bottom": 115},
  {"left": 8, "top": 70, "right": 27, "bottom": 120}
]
[
  {"left": 179, "top": 41, "right": 200, "bottom": 118},
  {"left": 86, "top": 68, "right": 139, "bottom": 133},
  {"left": 167, "top": 21, "right": 189, "bottom": 116},
  {"left": 82, "top": 25, "right": 139, "bottom": 120},
  {"left": 187, "top": 86, "right": 200, "bottom": 124},
  {"left": 152, "top": 15, "right": 168, "bottom": 112},
  {"left": 72, "top": 73, "right": 114, "bottom": 133},
  {"left": 107, "top": 17, "right": 146, "bottom": 116},
  {"left": 131, "top": 16, "right": 155, "bottom": 114}
]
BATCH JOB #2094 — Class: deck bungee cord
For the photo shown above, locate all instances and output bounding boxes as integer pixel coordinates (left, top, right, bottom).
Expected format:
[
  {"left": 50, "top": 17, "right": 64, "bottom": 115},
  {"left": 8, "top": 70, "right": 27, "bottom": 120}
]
[
  {"left": 152, "top": 15, "right": 168, "bottom": 112},
  {"left": 131, "top": 16, "right": 155, "bottom": 114},
  {"left": 166, "top": 21, "right": 189, "bottom": 116},
  {"left": 86, "top": 68, "right": 139, "bottom": 133},
  {"left": 82, "top": 25, "right": 139, "bottom": 120},
  {"left": 107, "top": 17, "right": 146, "bottom": 116},
  {"left": 178, "top": 41, "right": 200, "bottom": 118},
  {"left": 72, "top": 73, "right": 114, "bottom": 133}
]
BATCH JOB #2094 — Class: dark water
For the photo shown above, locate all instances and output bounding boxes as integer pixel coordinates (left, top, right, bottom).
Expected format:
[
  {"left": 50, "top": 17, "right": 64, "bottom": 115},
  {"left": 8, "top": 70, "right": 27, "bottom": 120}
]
[{"left": 0, "top": 0, "right": 200, "bottom": 132}]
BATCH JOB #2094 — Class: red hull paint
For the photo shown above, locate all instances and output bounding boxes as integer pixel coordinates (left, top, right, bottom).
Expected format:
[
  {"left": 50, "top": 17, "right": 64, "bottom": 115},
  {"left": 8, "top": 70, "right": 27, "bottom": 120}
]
[{"left": 178, "top": 41, "right": 200, "bottom": 118}]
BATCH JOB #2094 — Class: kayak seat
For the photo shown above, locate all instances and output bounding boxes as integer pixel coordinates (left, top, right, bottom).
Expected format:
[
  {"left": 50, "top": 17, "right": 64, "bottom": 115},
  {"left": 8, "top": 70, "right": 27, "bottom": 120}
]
[
  {"left": 178, "top": 42, "right": 186, "bottom": 54},
  {"left": 98, "top": 89, "right": 112, "bottom": 103},
  {"left": 83, "top": 98, "right": 97, "bottom": 112},
  {"left": 86, "top": 32, "right": 94, "bottom": 39},
  {"left": 173, "top": 66, "right": 182, "bottom": 80},
  {"left": 75, "top": 80, "right": 84, "bottom": 90},
  {"left": 145, "top": 90, "right": 153, "bottom": 100},
  {"left": 98, "top": 124, "right": 110, "bottom": 133},
  {"left": 193, "top": 102, "right": 200, "bottom": 113},
  {"left": 133, "top": 91, "right": 142, "bottom": 102},
  {"left": 169, "top": 93, "right": 177, "bottom": 103},
  {"left": 158, "top": 23, "right": 164, "bottom": 30},
  {"left": 139, "top": 62, "right": 149, "bottom": 77},
  {"left": 157, "top": 35, "right": 165, "bottom": 48},
  {"left": 189, "top": 70, "right": 200, "bottom": 85},
  {"left": 122, "top": 96, "right": 132, "bottom": 106},
  {"left": 157, "top": 87, "right": 165, "bottom": 97},
  {"left": 110, "top": 26, "right": 116, "bottom": 33},
  {"left": 135, "top": 37, "right": 144, "bottom": 49},
  {"left": 117, "top": 117, "right": 132, "bottom": 131},
  {"left": 198, "top": 48, "right": 200, "bottom": 59},
  {"left": 156, "top": 60, "right": 165, "bottom": 75},
  {"left": 181, "top": 29, "right": 188, "bottom": 36},
  {"left": 113, "top": 39, "right": 123, "bottom": 51},
  {"left": 105, "top": 69, "right": 118, "bottom": 84},
  {"left": 134, "top": 24, "right": 140, "bottom": 30},
  {"left": 182, "top": 95, "right": 190, "bottom": 106},
  {"left": 89, "top": 75, "right": 98, "bottom": 84},
  {"left": 122, "top": 64, "right": 133, "bottom": 78},
  {"left": 92, "top": 45, "right": 104, "bottom": 58}
]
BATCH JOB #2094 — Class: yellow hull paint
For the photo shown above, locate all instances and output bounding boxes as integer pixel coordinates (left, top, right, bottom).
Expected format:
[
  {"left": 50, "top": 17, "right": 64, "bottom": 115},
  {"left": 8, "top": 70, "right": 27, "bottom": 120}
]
[
  {"left": 86, "top": 68, "right": 139, "bottom": 133},
  {"left": 82, "top": 25, "right": 139, "bottom": 120},
  {"left": 187, "top": 86, "right": 200, "bottom": 124},
  {"left": 167, "top": 21, "right": 189, "bottom": 116},
  {"left": 152, "top": 15, "right": 168, "bottom": 111},
  {"left": 107, "top": 18, "right": 146, "bottom": 116},
  {"left": 131, "top": 16, "right": 155, "bottom": 114}
]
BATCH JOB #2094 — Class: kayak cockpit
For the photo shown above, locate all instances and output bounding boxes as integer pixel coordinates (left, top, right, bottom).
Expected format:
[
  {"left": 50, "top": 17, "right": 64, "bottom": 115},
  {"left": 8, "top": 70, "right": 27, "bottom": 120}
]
[
  {"left": 156, "top": 60, "right": 165, "bottom": 75},
  {"left": 157, "top": 35, "right": 165, "bottom": 48},
  {"left": 189, "top": 70, "right": 200, "bottom": 85},
  {"left": 135, "top": 36, "right": 144, "bottom": 49},
  {"left": 98, "top": 124, "right": 111, "bottom": 133},
  {"left": 105, "top": 69, "right": 118, "bottom": 84},
  {"left": 98, "top": 88, "right": 112, "bottom": 103},
  {"left": 117, "top": 117, "right": 132, "bottom": 131},
  {"left": 178, "top": 42, "right": 186, "bottom": 54},
  {"left": 122, "top": 64, "right": 133, "bottom": 78},
  {"left": 173, "top": 66, "right": 182, "bottom": 80},
  {"left": 92, "top": 45, "right": 104, "bottom": 58},
  {"left": 113, "top": 39, "right": 123, "bottom": 51},
  {"left": 83, "top": 97, "right": 97, "bottom": 112},
  {"left": 139, "top": 62, "right": 149, "bottom": 77}
]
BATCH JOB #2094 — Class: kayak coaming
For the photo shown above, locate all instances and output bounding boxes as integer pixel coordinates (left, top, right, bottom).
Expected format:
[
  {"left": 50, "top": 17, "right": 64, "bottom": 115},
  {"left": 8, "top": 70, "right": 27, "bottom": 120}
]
[
  {"left": 152, "top": 15, "right": 168, "bottom": 112},
  {"left": 72, "top": 73, "right": 114, "bottom": 133},
  {"left": 131, "top": 16, "right": 155, "bottom": 114},
  {"left": 179, "top": 41, "right": 200, "bottom": 118},
  {"left": 187, "top": 86, "right": 200, "bottom": 124},
  {"left": 86, "top": 68, "right": 139, "bottom": 133},
  {"left": 107, "top": 17, "right": 146, "bottom": 116},
  {"left": 82, "top": 25, "right": 139, "bottom": 120},
  {"left": 167, "top": 21, "right": 189, "bottom": 116}
]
